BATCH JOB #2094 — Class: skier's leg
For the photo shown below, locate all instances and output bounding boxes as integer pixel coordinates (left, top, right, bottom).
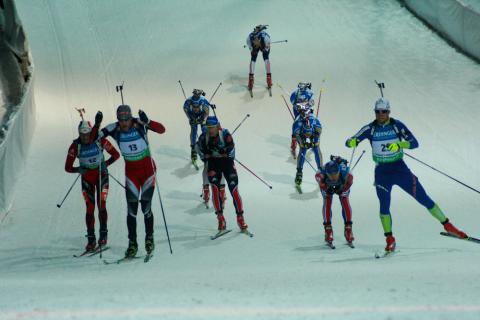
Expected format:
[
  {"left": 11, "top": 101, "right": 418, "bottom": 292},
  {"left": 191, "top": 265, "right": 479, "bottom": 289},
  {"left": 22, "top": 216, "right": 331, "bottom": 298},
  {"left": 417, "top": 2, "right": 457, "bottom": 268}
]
[
  {"left": 140, "top": 174, "right": 155, "bottom": 239},
  {"left": 375, "top": 166, "right": 394, "bottom": 235},
  {"left": 223, "top": 159, "right": 247, "bottom": 229},
  {"left": 313, "top": 146, "right": 322, "bottom": 170},
  {"left": 125, "top": 174, "right": 141, "bottom": 242},
  {"left": 96, "top": 172, "right": 109, "bottom": 244},
  {"left": 207, "top": 159, "right": 224, "bottom": 214},
  {"left": 263, "top": 50, "right": 272, "bottom": 87},
  {"left": 190, "top": 124, "right": 198, "bottom": 160},
  {"left": 81, "top": 177, "right": 96, "bottom": 249},
  {"left": 202, "top": 164, "right": 210, "bottom": 203}
]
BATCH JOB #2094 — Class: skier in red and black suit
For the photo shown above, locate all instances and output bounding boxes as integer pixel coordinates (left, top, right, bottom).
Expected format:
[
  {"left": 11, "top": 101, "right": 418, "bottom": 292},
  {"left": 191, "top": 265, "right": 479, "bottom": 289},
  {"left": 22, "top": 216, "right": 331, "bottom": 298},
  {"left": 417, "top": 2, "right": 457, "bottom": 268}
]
[
  {"left": 197, "top": 116, "right": 248, "bottom": 232},
  {"left": 94, "top": 105, "right": 165, "bottom": 258},
  {"left": 65, "top": 120, "right": 120, "bottom": 251},
  {"left": 315, "top": 156, "right": 354, "bottom": 246}
]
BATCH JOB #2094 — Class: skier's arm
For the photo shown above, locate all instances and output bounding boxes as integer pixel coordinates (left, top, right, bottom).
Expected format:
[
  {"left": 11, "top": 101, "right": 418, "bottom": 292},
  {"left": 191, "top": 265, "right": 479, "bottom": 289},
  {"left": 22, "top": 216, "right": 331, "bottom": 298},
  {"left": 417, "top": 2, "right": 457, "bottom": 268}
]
[
  {"left": 290, "top": 91, "right": 296, "bottom": 105},
  {"left": 396, "top": 121, "right": 419, "bottom": 149},
  {"left": 262, "top": 33, "right": 271, "bottom": 50},
  {"left": 341, "top": 174, "right": 354, "bottom": 193},
  {"left": 65, "top": 142, "right": 79, "bottom": 173},
  {"left": 102, "top": 138, "right": 120, "bottom": 166},
  {"left": 345, "top": 124, "right": 371, "bottom": 148},
  {"left": 246, "top": 34, "right": 253, "bottom": 51},
  {"left": 223, "top": 130, "right": 235, "bottom": 158}
]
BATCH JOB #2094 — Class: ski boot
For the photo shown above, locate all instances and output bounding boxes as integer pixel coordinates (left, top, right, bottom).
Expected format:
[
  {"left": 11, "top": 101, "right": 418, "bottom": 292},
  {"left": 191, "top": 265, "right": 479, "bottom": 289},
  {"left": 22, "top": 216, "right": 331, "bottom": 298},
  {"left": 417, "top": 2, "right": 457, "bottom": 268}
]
[
  {"left": 217, "top": 213, "right": 226, "bottom": 231},
  {"left": 266, "top": 73, "right": 272, "bottom": 88},
  {"left": 236, "top": 213, "right": 248, "bottom": 230},
  {"left": 191, "top": 149, "right": 197, "bottom": 162},
  {"left": 145, "top": 236, "right": 155, "bottom": 255},
  {"left": 248, "top": 73, "right": 254, "bottom": 91},
  {"left": 442, "top": 219, "right": 467, "bottom": 238},
  {"left": 344, "top": 222, "right": 354, "bottom": 244},
  {"left": 385, "top": 234, "right": 396, "bottom": 252},
  {"left": 219, "top": 184, "right": 226, "bottom": 209},
  {"left": 98, "top": 229, "right": 108, "bottom": 246},
  {"left": 124, "top": 240, "right": 138, "bottom": 258},
  {"left": 324, "top": 223, "right": 333, "bottom": 244},
  {"left": 295, "top": 169, "right": 303, "bottom": 186},
  {"left": 85, "top": 231, "right": 96, "bottom": 252},
  {"left": 202, "top": 184, "right": 210, "bottom": 204},
  {"left": 290, "top": 137, "right": 297, "bottom": 158}
]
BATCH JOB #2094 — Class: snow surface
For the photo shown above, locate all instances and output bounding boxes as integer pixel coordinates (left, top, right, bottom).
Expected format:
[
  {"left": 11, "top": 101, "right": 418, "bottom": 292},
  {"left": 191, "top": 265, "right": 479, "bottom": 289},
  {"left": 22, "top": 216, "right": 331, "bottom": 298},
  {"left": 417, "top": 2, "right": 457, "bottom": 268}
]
[{"left": 1, "top": 0, "right": 480, "bottom": 319}]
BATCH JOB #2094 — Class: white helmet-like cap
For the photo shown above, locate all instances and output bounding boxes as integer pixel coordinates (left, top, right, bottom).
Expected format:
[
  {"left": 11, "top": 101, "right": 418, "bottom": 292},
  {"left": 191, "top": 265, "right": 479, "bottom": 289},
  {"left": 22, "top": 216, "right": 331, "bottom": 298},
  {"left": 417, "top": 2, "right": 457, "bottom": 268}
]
[
  {"left": 374, "top": 97, "right": 390, "bottom": 111},
  {"left": 78, "top": 120, "right": 92, "bottom": 134}
]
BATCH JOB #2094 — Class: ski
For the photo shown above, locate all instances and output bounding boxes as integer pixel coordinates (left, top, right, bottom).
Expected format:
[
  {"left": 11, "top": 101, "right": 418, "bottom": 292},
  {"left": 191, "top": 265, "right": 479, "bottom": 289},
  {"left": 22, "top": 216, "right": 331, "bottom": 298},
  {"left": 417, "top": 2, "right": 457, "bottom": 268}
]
[
  {"left": 192, "top": 159, "right": 199, "bottom": 170},
  {"left": 240, "top": 229, "right": 254, "bottom": 238},
  {"left": 346, "top": 242, "right": 355, "bottom": 249},
  {"left": 374, "top": 250, "right": 396, "bottom": 259},
  {"left": 295, "top": 184, "right": 302, "bottom": 194},
  {"left": 87, "top": 246, "right": 109, "bottom": 257},
  {"left": 326, "top": 242, "right": 336, "bottom": 250},
  {"left": 210, "top": 229, "right": 232, "bottom": 240},
  {"left": 144, "top": 254, "right": 153, "bottom": 263},
  {"left": 103, "top": 256, "right": 143, "bottom": 265},
  {"left": 73, "top": 245, "right": 109, "bottom": 258},
  {"left": 440, "top": 232, "right": 480, "bottom": 244}
]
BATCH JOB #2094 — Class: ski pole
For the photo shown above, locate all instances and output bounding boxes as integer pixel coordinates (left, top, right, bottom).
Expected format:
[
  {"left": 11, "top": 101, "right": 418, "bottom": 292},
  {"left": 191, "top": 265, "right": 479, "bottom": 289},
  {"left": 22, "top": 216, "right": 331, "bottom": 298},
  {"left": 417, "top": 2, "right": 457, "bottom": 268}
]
[
  {"left": 404, "top": 152, "right": 480, "bottom": 195},
  {"left": 375, "top": 80, "right": 385, "bottom": 97},
  {"left": 315, "top": 80, "right": 325, "bottom": 118},
  {"left": 143, "top": 128, "right": 173, "bottom": 254},
  {"left": 178, "top": 80, "right": 187, "bottom": 99},
  {"left": 350, "top": 150, "right": 366, "bottom": 173},
  {"left": 234, "top": 158, "right": 273, "bottom": 190},
  {"left": 276, "top": 83, "right": 290, "bottom": 97},
  {"left": 231, "top": 114, "right": 250, "bottom": 135},
  {"left": 57, "top": 174, "right": 80, "bottom": 208},
  {"left": 348, "top": 147, "right": 356, "bottom": 169},
  {"left": 280, "top": 95, "right": 294, "bottom": 120},
  {"left": 209, "top": 82, "right": 222, "bottom": 103},
  {"left": 116, "top": 82, "right": 125, "bottom": 104},
  {"left": 299, "top": 149, "right": 317, "bottom": 172},
  {"left": 109, "top": 173, "right": 126, "bottom": 190},
  {"left": 243, "top": 39, "right": 288, "bottom": 48}
]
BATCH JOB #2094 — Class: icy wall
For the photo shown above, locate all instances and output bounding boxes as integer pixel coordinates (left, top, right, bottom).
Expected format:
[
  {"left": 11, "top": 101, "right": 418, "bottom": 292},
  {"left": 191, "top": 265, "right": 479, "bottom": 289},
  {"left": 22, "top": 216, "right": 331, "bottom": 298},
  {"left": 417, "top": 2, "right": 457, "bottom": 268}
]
[
  {"left": 0, "top": 0, "right": 34, "bottom": 216},
  {"left": 403, "top": 0, "right": 480, "bottom": 61}
]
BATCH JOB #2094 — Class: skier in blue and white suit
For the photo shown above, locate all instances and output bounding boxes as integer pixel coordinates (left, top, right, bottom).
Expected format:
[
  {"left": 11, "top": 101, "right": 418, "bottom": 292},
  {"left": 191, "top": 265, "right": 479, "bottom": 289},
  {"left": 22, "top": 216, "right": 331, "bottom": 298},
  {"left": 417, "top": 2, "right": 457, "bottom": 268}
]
[
  {"left": 246, "top": 25, "right": 272, "bottom": 90},
  {"left": 290, "top": 83, "right": 315, "bottom": 156},
  {"left": 183, "top": 89, "right": 211, "bottom": 161},
  {"left": 293, "top": 107, "right": 323, "bottom": 185},
  {"left": 290, "top": 82, "right": 315, "bottom": 118},
  {"left": 345, "top": 97, "right": 467, "bottom": 253}
]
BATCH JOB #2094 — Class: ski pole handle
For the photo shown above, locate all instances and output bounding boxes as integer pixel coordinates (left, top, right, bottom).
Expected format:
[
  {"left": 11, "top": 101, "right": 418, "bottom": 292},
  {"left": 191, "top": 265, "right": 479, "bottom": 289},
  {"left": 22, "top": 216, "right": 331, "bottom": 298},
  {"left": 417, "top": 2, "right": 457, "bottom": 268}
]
[{"left": 57, "top": 174, "right": 81, "bottom": 208}]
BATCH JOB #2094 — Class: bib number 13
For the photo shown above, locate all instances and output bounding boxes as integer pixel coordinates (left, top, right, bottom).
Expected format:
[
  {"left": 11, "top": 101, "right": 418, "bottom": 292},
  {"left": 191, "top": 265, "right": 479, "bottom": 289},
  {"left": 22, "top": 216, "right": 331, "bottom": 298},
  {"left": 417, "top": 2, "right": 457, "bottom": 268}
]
[{"left": 128, "top": 144, "right": 138, "bottom": 151}]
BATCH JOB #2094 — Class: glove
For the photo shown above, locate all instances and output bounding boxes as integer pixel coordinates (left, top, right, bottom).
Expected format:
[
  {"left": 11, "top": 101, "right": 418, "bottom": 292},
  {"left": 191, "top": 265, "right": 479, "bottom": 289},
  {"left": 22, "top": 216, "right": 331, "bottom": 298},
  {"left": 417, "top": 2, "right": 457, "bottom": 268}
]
[
  {"left": 346, "top": 138, "right": 359, "bottom": 148},
  {"left": 387, "top": 141, "right": 410, "bottom": 152},
  {"left": 138, "top": 110, "right": 149, "bottom": 124},
  {"left": 210, "top": 104, "right": 216, "bottom": 109},
  {"left": 95, "top": 111, "right": 103, "bottom": 127}
]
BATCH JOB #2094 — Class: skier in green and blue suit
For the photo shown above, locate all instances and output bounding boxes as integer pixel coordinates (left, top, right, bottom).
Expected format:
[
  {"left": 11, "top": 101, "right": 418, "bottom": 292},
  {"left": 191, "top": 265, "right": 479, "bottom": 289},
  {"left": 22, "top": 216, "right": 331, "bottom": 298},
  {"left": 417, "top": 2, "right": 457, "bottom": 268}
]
[{"left": 345, "top": 97, "right": 467, "bottom": 253}]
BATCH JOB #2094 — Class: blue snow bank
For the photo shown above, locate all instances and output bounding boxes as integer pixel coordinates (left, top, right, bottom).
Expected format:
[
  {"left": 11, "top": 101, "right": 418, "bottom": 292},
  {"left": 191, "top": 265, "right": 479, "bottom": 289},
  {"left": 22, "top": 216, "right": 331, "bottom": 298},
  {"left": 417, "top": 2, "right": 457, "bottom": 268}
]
[
  {"left": 0, "top": 0, "right": 35, "bottom": 217},
  {"left": 403, "top": 0, "right": 480, "bottom": 61}
]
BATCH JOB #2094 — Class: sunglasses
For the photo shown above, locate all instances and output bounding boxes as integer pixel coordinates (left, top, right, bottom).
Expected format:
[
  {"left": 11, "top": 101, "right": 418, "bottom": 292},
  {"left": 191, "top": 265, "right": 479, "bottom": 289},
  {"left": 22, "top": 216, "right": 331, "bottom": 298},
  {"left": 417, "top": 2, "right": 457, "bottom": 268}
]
[{"left": 375, "top": 110, "right": 389, "bottom": 114}]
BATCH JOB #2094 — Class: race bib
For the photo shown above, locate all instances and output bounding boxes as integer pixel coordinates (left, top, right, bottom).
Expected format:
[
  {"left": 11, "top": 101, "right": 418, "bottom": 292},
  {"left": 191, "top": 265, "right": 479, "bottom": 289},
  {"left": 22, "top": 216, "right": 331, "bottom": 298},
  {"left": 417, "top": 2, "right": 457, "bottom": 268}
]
[
  {"left": 78, "top": 143, "right": 101, "bottom": 169},
  {"left": 119, "top": 129, "right": 150, "bottom": 161}
]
